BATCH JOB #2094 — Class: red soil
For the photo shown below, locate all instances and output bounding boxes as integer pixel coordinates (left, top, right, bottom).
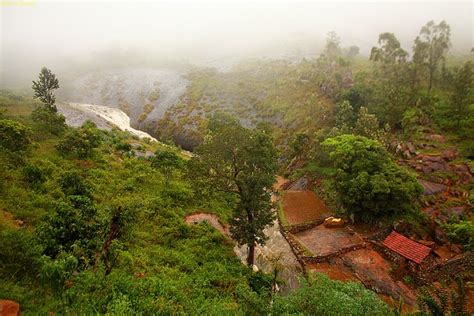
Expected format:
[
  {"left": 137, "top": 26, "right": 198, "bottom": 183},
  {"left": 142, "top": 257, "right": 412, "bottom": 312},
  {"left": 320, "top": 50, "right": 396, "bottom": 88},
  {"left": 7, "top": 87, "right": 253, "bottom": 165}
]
[
  {"left": 307, "top": 261, "right": 356, "bottom": 282},
  {"left": 342, "top": 249, "right": 418, "bottom": 306},
  {"left": 282, "top": 191, "right": 331, "bottom": 225},
  {"left": 0, "top": 210, "right": 21, "bottom": 228}
]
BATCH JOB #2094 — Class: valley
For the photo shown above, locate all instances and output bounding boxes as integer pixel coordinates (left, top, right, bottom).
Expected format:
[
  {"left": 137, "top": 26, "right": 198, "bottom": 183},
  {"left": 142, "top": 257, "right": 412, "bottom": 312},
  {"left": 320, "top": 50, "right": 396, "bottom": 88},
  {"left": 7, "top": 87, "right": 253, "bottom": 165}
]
[{"left": 1, "top": 2, "right": 473, "bottom": 314}]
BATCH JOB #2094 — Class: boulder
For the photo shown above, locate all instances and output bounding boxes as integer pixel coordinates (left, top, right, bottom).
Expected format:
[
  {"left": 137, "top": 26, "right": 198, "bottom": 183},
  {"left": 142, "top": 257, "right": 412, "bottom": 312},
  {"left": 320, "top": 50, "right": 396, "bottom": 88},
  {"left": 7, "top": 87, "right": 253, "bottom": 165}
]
[
  {"left": 286, "top": 177, "right": 309, "bottom": 191},
  {"left": 0, "top": 300, "right": 20, "bottom": 316},
  {"left": 434, "top": 227, "right": 448, "bottom": 244},
  {"left": 402, "top": 150, "right": 412, "bottom": 159},
  {"left": 422, "top": 155, "right": 443, "bottom": 163},
  {"left": 406, "top": 142, "right": 416, "bottom": 154},
  {"left": 430, "top": 161, "right": 447, "bottom": 172},
  {"left": 419, "top": 179, "right": 447, "bottom": 195},
  {"left": 427, "top": 134, "right": 446, "bottom": 143},
  {"left": 444, "top": 206, "right": 465, "bottom": 219},
  {"left": 323, "top": 216, "right": 345, "bottom": 228},
  {"left": 450, "top": 243, "right": 462, "bottom": 254},
  {"left": 441, "top": 148, "right": 459, "bottom": 161}
]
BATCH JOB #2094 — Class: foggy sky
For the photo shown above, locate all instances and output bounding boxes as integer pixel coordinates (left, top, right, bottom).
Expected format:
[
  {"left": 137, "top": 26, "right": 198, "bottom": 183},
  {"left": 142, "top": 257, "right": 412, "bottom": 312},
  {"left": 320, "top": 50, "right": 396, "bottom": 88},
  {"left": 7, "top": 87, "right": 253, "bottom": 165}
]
[{"left": 1, "top": 0, "right": 472, "bottom": 87}]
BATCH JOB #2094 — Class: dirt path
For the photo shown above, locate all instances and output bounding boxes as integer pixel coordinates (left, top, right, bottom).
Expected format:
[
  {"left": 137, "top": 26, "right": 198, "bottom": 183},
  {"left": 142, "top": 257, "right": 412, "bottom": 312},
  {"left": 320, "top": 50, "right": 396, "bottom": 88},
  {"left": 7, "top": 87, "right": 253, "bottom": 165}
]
[{"left": 184, "top": 213, "right": 229, "bottom": 235}]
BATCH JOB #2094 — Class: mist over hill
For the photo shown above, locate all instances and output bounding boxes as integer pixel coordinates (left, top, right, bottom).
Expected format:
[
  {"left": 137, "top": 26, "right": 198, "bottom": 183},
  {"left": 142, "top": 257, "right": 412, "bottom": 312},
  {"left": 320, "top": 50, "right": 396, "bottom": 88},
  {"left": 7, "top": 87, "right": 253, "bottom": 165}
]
[{"left": 1, "top": 0, "right": 472, "bottom": 88}]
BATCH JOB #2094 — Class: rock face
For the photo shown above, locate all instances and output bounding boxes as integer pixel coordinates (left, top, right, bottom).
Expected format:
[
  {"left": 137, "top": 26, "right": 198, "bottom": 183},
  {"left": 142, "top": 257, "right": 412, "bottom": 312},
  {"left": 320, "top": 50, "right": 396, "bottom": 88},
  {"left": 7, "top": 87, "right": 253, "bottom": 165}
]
[
  {"left": 341, "top": 249, "right": 418, "bottom": 305},
  {"left": 419, "top": 179, "right": 447, "bottom": 195},
  {"left": 0, "top": 300, "right": 20, "bottom": 316},
  {"left": 427, "top": 134, "right": 445, "bottom": 142},
  {"left": 391, "top": 141, "right": 417, "bottom": 159},
  {"left": 284, "top": 177, "right": 310, "bottom": 191},
  {"left": 60, "top": 68, "right": 188, "bottom": 128},
  {"left": 57, "top": 103, "right": 158, "bottom": 141},
  {"left": 441, "top": 148, "right": 459, "bottom": 161}
]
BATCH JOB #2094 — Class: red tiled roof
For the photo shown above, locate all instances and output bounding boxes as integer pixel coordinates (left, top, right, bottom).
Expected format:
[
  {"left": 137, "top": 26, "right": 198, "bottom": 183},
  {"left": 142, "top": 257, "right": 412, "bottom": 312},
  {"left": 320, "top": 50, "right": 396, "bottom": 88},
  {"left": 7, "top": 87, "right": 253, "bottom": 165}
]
[{"left": 383, "top": 231, "right": 431, "bottom": 264}]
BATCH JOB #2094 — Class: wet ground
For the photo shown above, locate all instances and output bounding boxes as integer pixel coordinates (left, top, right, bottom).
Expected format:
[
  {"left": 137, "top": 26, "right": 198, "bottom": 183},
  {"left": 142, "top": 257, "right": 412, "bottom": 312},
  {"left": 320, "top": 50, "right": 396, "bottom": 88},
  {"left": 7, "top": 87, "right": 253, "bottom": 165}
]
[
  {"left": 282, "top": 191, "right": 331, "bottom": 225},
  {"left": 294, "top": 225, "right": 364, "bottom": 257}
]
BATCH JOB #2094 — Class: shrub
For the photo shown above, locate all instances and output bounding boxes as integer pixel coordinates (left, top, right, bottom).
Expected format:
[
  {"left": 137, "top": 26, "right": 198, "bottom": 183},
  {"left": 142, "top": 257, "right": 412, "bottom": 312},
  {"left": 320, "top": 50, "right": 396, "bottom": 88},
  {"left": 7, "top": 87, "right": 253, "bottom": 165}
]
[
  {"left": 150, "top": 150, "right": 185, "bottom": 182},
  {"left": 272, "top": 273, "right": 390, "bottom": 315},
  {"left": 56, "top": 122, "right": 101, "bottom": 159},
  {"left": 0, "top": 225, "right": 43, "bottom": 279},
  {"left": 58, "top": 171, "right": 91, "bottom": 197},
  {"left": 23, "top": 164, "right": 46, "bottom": 187},
  {"left": 31, "top": 106, "right": 67, "bottom": 135},
  {"left": 0, "top": 119, "right": 32, "bottom": 152},
  {"left": 37, "top": 196, "right": 102, "bottom": 263},
  {"left": 443, "top": 220, "right": 474, "bottom": 251}
]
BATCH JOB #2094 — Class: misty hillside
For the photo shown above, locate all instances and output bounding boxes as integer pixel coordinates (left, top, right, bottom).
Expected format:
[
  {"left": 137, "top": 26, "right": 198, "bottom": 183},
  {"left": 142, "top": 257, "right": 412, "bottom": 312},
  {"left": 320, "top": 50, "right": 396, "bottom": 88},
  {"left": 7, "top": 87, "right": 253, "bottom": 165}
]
[{"left": 0, "top": 1, "right": 473, "bottom": 315}]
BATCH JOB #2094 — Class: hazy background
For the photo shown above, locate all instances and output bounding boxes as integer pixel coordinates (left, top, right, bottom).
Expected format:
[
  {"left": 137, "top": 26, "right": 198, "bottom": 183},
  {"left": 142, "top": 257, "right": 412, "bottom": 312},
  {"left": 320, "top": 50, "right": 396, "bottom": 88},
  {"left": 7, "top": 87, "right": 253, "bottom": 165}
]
[{"left": 1, "top": 0, "right": 472, "bottom": 87}]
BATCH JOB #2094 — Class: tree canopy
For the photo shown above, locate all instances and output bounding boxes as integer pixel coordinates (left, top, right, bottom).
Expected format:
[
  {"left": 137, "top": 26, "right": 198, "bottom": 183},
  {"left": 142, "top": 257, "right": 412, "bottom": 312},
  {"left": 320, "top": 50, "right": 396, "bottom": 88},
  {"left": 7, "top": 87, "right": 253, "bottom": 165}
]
[
  {"left": 322, "top": 134, "right": 422, "bottom": 222},
  {"left": 413, "top": 20, "right": 451, "bottom": 94}
]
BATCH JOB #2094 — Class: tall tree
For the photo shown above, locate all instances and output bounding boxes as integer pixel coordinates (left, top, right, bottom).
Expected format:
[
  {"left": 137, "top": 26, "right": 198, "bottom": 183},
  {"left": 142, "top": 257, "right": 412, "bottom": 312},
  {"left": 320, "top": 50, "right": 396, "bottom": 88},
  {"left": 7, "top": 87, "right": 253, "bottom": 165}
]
[
  {"left": 369, "top": 32, "right": 411, "bottom": 127},
  {"left": 189, "top": 114, "right": 278, "bottom": 266},
  {"left": 413, "top": 20, "right": 451, "bottom": 94},
  {"left": 32, "top": 67, "right": 60, "bottom": 112},
  {"left": 323, "top": 31, "right": 341, "bottom": 59},
  {"left": 450, "top": 61, "right": 473, "bottom": 128},
  {"left": 370, "top": 32, "right": 408, "bottom": 65},
  {"left": 345, "top": 45, "right": 360, "bottom": 59}
]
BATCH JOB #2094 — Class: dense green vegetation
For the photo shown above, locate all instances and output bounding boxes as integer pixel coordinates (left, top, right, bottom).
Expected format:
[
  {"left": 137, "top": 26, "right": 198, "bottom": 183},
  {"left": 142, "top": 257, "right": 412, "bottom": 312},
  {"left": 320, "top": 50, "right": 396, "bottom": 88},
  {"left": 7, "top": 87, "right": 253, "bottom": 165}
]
[{"left": 0, "top": 90, "right": 392, "bottom": 314}]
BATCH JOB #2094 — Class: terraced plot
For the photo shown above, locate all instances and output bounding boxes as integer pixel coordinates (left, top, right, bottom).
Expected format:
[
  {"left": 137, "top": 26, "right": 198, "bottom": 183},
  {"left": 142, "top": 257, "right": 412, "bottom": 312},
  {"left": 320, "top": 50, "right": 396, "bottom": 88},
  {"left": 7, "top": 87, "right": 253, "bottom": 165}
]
[
  {"left": 282, "top": 191, "right": 331, "bottom": 225},
  {"left": 293, "top": 225, "right": 364, "bottom": 257}
]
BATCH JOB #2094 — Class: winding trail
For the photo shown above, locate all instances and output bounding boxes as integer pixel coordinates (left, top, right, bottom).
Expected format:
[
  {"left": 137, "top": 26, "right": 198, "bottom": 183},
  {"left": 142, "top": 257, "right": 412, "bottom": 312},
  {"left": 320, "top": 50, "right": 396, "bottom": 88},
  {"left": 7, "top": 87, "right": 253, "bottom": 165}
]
[{"left": 184, "top": 213, "right": 229, "bottom": 236}]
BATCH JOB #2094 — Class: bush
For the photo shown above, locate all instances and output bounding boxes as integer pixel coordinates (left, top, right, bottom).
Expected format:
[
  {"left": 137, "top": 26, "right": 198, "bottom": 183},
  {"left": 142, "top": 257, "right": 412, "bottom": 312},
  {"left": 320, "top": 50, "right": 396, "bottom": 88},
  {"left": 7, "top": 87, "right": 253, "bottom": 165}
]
[
  {"left": 443, "top": 220, "right": 474, "bottom": 251},
  {"left": 31, "top": 106, "right": 67, "bottom": 135},
  {"left": 272, "top": 273, "right": 390, "bottom": 315},
  {"left": 23, "top": 164, "right": 46, "bottom": 187},
  {"left": 401, "top": 107, "right": 429, "bottom": 136},
  {"left": 0, "top": 119, "right": 32, "bottom": 152},
  {"left": 58, "top": 171, "right": 91, "bottom": 197},
  {"left": 0, "top": 225, "right": 43, "bottom": 279},
  {"left": 150, "top": 150, "right": 185, "bottom": 182},
  {"left": 36, "top": 196, "right": 102, "bottom": 264},
  {"left": 56, "top": 122, "right": 101, "bottom": 159}
]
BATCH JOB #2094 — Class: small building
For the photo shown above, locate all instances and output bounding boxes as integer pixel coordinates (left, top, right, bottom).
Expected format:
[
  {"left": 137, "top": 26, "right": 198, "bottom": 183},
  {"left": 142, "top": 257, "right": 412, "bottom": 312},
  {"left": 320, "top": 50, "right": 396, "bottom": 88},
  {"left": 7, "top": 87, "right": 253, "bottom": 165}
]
[{"left": 383, "top": 231, "right": 431, "bottom": 264}]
